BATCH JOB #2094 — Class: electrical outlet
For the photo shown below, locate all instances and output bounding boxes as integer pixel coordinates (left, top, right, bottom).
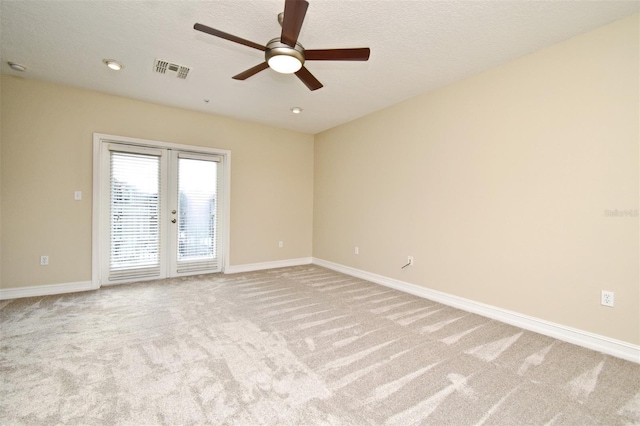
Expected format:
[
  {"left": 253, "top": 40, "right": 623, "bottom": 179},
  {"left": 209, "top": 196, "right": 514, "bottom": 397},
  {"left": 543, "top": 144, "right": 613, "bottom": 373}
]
[
  {"left": 278, "top": 241, "right": 283, "bottom": 248},
  {"left": 354, "top": 246, "right": 359, "bottom": 255},
  {"left": 408, "top": 256, "right": 414, "bottom": 266},
  {"left": 601, "top": 290, "right": 614, "bottom": 307},
  {"left": 40, "top": 256, "right": 49, "bottom": 266}
]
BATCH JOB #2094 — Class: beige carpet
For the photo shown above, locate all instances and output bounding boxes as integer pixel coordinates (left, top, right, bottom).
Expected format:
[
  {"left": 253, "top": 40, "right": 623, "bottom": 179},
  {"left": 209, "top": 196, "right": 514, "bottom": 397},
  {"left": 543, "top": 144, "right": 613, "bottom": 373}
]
[{"left": 1, "top": 265, "right": 639, "bottom": 425}]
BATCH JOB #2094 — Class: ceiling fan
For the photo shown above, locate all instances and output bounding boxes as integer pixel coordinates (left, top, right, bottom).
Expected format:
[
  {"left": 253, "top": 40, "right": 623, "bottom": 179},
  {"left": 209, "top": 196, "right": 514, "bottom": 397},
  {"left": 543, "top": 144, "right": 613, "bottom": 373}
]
[{"left": 194, "top": 0, "right": 370, "bottom": 91}]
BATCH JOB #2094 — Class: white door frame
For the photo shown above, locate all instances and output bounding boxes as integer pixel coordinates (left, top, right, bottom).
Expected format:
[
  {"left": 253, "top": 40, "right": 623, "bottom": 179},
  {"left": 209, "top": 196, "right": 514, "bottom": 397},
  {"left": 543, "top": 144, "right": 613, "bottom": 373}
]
[{"left": 92, "top": 133, "right": 231, "bottom": 288}]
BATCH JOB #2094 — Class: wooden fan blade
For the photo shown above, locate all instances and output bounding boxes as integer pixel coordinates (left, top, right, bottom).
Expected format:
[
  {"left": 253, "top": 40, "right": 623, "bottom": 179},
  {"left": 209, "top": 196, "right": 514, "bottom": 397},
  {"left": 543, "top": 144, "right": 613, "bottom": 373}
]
[
  {"left": 281, "top": 0, "right": 308, "bottom": 47},
  {"left": 194, "top": 23, "right": 266, "bottom": 51},
  {"left": 305, "top": 48, "right": 371, "bottom": 61},
  {"left": 232, "top": 62, "right": 270, "bottom": 80},
  {"left": 295, "top": 66, "right": 323, "bottom": 91}
]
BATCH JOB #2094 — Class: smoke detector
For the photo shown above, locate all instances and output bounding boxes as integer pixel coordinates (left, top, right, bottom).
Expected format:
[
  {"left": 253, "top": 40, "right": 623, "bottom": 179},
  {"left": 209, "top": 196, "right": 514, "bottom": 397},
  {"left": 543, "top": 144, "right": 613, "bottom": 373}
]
[{"left": 154, "top": 59, "right": 190, "bottom": 79}]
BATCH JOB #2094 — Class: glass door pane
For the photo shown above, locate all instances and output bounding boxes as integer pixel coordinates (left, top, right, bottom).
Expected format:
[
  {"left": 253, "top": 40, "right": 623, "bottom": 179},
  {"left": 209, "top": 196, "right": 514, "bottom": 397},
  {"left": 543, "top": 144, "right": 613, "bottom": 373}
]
[
  {"left": 175, "top": 155, "right": 219, "bottom": 273},
  {"left": 109, "top": 150, "right": 162, "bottom": 280}
]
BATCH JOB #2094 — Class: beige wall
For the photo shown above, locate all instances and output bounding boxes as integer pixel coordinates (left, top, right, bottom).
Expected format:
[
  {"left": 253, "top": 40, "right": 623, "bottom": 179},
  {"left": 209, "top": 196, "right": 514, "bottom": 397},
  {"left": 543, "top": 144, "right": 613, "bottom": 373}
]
[
  {"left": 0, "top": 75, "right": 314, "bottom": 288},
  {"left": 314, "top": 15, "right": 639, "bottom": 345}
]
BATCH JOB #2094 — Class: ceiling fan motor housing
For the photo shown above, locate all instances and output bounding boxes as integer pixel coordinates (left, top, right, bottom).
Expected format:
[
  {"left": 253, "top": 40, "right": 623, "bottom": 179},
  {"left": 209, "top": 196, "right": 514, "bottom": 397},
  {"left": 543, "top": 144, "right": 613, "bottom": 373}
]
[{"left": 265, "top": 38, "right": 305, "bottom": 73}]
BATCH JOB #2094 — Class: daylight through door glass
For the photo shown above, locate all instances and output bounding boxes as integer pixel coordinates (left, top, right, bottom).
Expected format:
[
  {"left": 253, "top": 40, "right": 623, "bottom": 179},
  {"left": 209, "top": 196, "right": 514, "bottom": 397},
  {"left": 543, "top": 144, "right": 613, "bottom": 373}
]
[
  {"left": 177, "top": 157, "right": 218, "bottom": 267},
  {"left": 109, "top": 151, "right": 161, "bottom": 279}
]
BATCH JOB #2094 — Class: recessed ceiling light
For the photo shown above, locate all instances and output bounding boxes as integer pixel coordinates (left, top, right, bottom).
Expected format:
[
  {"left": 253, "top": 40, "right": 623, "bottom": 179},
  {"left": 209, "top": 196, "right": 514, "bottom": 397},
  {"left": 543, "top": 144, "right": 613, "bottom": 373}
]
[
  {"left": 290, "top": 107, "right": 303, "bottom": 114},
  {"left": 8, "top": 62, "right": 26, "bottom": 72},
  {"left": 103, "top": 59, "right": 123, "bottom": 71}
]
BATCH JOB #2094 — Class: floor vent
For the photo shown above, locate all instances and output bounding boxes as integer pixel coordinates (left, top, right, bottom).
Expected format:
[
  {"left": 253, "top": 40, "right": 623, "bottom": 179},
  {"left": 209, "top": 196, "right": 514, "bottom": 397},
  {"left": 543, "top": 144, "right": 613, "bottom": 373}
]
[{"left": 154, "top": 59, "right": 190, "bottom": 79}]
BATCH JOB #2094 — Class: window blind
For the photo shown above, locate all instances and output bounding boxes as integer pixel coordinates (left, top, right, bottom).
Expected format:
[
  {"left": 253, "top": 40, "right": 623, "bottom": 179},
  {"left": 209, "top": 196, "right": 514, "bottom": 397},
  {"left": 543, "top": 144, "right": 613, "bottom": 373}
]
[
  {"left": 176, "top": 156, "right": 218, "bottom": 272},
  {"left": 109, "top": 151, "right": 162, "bottom": 280}
]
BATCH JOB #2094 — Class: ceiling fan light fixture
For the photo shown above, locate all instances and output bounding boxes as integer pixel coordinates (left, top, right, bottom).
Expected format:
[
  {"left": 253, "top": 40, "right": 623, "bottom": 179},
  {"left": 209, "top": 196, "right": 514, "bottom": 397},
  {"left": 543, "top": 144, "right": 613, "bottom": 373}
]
[
  {"left": 265, "top": 38, "right": 305, "bottom": 74},
  {"left": 268, "top": 55, "right": 302, "bottom": 74}
]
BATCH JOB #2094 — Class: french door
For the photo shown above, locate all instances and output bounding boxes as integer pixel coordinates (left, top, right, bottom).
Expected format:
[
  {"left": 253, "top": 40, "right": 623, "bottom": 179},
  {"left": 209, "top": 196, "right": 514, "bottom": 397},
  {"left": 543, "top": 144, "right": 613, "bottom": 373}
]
[{"left": 94, "top": 135, "right": 228, "bottom": 286}]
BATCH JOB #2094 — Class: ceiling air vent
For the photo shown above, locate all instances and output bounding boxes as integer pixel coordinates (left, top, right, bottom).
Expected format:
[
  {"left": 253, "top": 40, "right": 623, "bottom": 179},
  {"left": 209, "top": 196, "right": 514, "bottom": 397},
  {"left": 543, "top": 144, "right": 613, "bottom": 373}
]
[{"left": 154, "top": 59, "right": 190, "bottom": 79}]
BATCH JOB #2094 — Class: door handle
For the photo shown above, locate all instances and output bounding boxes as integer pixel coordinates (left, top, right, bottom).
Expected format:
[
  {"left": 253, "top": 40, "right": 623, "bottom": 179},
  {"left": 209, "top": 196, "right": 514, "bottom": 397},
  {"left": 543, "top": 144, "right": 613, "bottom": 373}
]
[{"left": 171, "top": 219, "right": 177, "bottom": 223}]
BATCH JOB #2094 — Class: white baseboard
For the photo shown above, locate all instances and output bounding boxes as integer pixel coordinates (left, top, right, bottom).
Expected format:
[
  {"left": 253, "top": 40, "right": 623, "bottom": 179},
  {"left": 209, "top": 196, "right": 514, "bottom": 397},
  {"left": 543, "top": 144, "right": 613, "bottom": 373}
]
[
  {"left": 0, "top": 257, "right": 315, "bottom": 298},
  {"left": 225, "top": 257, "right": 313, "bottom": 274},
  {"left": 312, "top": 257, "right": 640, "bottom": 364},
  {"left": 0, "top": 281, "right": 98, "bottom": 300}
]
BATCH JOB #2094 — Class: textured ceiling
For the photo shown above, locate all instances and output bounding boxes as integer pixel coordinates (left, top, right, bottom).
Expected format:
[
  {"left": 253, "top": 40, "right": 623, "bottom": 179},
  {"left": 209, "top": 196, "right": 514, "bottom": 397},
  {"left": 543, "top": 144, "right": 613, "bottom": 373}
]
[{"left": 1, "top": 1, "right": 638, "bottom": 134}]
